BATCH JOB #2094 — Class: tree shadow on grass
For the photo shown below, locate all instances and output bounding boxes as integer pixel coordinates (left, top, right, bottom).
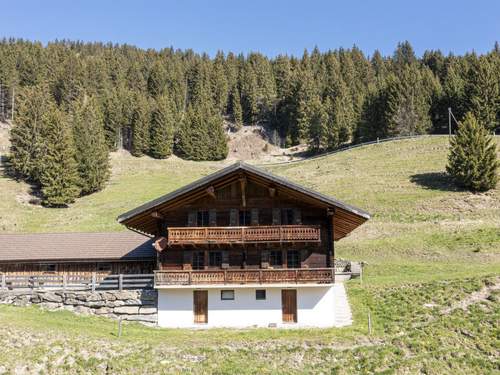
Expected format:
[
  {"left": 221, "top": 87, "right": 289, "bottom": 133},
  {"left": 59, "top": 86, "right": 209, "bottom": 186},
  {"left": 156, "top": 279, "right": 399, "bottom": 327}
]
[
  {"left": 0, "top": 154, "right": 43, "bottom": 205},
  {"left": 410, "top": 172, "right": 464, "bottom": 192}
]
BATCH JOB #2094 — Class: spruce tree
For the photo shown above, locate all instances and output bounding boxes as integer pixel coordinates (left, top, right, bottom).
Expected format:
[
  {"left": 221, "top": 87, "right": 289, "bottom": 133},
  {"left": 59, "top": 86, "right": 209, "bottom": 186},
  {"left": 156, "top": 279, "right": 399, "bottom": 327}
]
[
  {"left": 468, "top": 56, "right": 500, "bottom": 131},
  {"left": 71, "top": 95, "right": 110, "bottom": 195},
  {"left": 446, "top": 112, "right": 499, "bottom": 191},
  {"left": 131, "top": 94, "right": 151, "bottom": 156},
  {"left": 149, "top": 94, "right": 175, "bottom": 159},
  {"left": 307, "top": 97, "right": 328, "bottom": 152},
  {"left": 39, "top": 105, "right": 81, "bottom": 206},
  {"left": 9, "top": 84, "right": 51, "bottom": 181},
  {"left": 229, "top": 86, "right": 243, "bottom": 127}
]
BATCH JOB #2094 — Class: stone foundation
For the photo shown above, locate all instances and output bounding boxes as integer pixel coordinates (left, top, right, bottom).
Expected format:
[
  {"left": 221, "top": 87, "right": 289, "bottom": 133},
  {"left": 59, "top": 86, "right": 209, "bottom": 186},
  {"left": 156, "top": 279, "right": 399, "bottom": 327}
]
[{"left": 0, "top": 289, "right": 158, "bottom": 325}]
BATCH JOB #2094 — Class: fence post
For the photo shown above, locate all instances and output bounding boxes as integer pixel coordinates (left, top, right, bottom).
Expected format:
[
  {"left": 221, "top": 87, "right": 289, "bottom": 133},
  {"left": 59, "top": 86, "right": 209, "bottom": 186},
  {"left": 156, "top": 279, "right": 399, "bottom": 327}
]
[
  {"left": 62, "top": 274, "right": 67, "bottom": 291},
  {"left": 1, "top": 274, "right": 5, "bottom": 290},
  {"left": 119, "top": 274, "right": 123, "bottom": 291},
  {"left": 368, "top": 309, "right": 372, "bottom": 335},
  {"left": 91, "top": 272, "right": 96, "bottom": 292}
]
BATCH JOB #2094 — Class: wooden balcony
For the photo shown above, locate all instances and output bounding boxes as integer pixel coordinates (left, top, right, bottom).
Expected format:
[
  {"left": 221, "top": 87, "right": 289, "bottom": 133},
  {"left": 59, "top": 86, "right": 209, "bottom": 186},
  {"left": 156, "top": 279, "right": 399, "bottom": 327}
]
[
  {"left": 154, "top": 268, "right": 334, "bottom": 287},
  {"left": 166, "top": 225, "right": 321, "bottom": 245}
]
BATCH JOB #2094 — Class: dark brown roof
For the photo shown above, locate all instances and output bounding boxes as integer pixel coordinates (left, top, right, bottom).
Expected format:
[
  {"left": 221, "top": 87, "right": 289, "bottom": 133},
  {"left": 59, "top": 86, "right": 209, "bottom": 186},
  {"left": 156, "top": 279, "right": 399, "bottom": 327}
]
[
  {"left": 0, "top": 232, "right": 155, "bottom": 262},
  {"left": 117, "top": 161, "right": 371, "bottom": 240}
]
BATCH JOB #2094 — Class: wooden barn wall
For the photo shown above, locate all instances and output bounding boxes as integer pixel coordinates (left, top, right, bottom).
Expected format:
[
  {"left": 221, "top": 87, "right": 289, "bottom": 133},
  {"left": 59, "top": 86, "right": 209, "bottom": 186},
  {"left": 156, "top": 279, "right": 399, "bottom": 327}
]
[{"left": 0, "top": 261, "right": 155, "bottom": 276}]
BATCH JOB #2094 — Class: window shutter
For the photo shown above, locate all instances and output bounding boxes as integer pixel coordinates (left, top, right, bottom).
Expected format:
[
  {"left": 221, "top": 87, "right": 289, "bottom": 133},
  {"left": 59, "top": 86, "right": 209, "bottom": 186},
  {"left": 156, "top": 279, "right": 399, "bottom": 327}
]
[
  {"left": 187, "top": 210, "right": 197, "bottom": 227},
  {"left": 222, "top": 250, "right": 229, "bottom": 269},
  {"left": 251, "top": 208, "right": 259, "bottom": 226},
  {"left": 293, "top": 208, "right": 302, "bottom": 224},
  {"left": 260, "top": 250, "right": 270, "bottom": 269},
  {"left": 209, "top": 209, "right": 217, "bottom": 227},
  {"left": 229, "top": 208, "right": 239, "bottom": 226},
  {"left": 183, "top": 250, "right": 193, "bottom": 270},
  {"left": 272, "top": 208, "right": 281, "bottom": 225}
]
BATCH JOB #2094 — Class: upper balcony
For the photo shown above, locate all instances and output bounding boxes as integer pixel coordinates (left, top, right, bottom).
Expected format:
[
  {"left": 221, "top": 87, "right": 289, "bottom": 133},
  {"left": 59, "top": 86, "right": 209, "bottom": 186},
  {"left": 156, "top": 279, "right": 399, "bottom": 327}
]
[{"left": 166, "top": 225, "right": 321, "bottom": 245}]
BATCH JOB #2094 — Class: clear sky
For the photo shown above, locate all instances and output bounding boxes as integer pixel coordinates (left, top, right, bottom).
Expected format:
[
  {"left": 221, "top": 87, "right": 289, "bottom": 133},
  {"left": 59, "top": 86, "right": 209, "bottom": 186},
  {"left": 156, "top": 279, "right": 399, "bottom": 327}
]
[{"left": 2, "top": 0, "right": 499, "bottom": 57}]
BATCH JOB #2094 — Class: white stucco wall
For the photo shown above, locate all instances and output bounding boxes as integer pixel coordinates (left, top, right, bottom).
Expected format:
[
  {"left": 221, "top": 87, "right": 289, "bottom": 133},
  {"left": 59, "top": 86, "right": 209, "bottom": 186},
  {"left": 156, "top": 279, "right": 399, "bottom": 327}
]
[{"left": 157, "top": 285, "right": 346, "bottom": 328}]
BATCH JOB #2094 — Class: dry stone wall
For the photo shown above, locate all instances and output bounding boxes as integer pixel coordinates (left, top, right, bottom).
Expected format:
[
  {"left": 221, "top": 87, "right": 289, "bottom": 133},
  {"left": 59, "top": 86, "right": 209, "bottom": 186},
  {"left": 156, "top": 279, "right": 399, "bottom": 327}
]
[{"left": 0, "top": 289, "right": 158, "bottom": 325}]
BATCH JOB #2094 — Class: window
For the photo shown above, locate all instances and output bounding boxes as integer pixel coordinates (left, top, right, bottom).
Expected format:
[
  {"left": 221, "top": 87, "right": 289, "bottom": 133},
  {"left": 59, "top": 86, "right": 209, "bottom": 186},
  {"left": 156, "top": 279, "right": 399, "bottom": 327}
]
[
  {"left": 239, "top": 210, "right": 251, "bottom": 226},
  {"left": 282, "top": 208, "right": 294, "bottom": 225},
  {"left": 270, "top": 250, "right": 283, "bottom": 267},
  {"left": 256, "top": 289, "right": 266, "bottom": 300},
  {"left": 197, "top": 210, "right": 209, "bottom": 226},
  {"left": 221, "top": 290, "right": 235, "bottom": 300},
  {"left": 97, "top": 263, "right": 111, "bottom": 272},
  {"left": 209, "top": 251, "right": 222, "bottom": 267},
  {"left": 192, "top": 251, "right": 205, "bottom": 270},
  {"left": 287, "top": 250, "right": 300, "bottom": 268},
  {"left": 40, "top": 264, "right": 56, "bottom": 272}
]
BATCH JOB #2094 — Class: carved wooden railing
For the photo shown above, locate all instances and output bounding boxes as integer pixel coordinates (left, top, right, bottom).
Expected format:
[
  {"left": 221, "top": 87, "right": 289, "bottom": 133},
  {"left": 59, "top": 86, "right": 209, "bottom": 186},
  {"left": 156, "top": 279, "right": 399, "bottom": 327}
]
[
  {"left": 167, "top": 225, "right": 321, "bottom": 245},
  {"left": 154, "top": 268, "right": 334, "bottom": 286}
]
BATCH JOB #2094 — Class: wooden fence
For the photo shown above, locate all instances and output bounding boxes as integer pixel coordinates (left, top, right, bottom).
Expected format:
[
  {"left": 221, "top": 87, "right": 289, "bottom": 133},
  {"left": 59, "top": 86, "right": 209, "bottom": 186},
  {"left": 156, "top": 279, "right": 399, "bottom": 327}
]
[{"left": 0, "top": 273, "right": 154, "bottom": 291}]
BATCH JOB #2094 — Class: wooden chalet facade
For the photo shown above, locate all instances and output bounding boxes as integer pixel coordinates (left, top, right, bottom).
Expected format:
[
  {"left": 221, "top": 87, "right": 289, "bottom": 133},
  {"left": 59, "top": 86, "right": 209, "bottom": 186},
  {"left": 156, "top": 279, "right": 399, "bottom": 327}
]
[{"left": 118, "top": 162, "right": 370, "bottom": 328}]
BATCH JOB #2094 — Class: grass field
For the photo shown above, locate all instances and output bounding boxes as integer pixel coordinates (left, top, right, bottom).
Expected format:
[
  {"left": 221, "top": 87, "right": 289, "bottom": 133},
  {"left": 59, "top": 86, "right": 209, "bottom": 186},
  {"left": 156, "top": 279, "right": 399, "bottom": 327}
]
[{"left": 0, "top": 136, "right": 499, "bottom": 373}]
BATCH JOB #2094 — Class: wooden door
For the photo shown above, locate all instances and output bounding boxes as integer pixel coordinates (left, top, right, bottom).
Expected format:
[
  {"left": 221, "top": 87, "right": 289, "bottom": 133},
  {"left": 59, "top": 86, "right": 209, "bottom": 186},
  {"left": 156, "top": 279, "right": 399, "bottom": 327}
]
[
  {"left": 193, "top": 290, "right": 208, "bottom": 324},
  {"left": 281, "top": 289, "right": 297, "bottom": 323}
]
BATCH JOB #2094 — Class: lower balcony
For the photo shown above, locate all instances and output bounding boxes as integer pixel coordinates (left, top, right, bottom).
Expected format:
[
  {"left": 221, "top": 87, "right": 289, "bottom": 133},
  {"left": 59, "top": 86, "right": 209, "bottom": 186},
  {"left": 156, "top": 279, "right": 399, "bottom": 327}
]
[
  {"left": 154, "top": 268, "right": 334, "bottom": 287},
  {"left": 166, "top": 225, "right": 321, "bottom": 245}
]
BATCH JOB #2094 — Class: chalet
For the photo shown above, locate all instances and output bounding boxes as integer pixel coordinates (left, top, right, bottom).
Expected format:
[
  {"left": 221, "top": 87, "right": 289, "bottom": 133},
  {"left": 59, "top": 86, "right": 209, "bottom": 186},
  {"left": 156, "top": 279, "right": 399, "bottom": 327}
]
[{"left": 118, "top": 161, "right": 370, "bottom": 328}]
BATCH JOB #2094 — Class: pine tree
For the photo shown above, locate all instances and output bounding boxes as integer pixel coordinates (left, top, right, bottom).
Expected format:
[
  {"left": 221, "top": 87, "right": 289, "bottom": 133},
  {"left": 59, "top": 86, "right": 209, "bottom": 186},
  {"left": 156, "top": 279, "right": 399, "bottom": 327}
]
[
  {"left": 149, "top": 94, "right": 175, "bottom": 159},
  {"left": 131, "top": 93, "right": 151, "bottom": 156},
  {"left": 39, "top": 105, "right": 81, "bottom": 206},
  {"left": 9, "top": 84, "right": 51, "bottom": 181},
  {"left": 446, "top": 112, "right": 499, "bottom": 191},
  {"left": 71, "top": 95, "right": 110, "bottom": 195}
]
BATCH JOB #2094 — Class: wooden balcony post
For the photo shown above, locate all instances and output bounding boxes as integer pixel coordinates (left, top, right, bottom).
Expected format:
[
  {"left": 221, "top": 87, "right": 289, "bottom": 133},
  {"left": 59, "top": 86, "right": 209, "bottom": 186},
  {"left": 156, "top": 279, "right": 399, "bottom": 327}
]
[
  {"left": 259, "top": 270, "right": 262, "bottom": 284},
  {"left": 295, "top": 269, "right": 298, "bottom": 283},
  {"left": 224, "top": 269, "right": 227, "bottom": 284},
  {"left": 188, "top": 271, "right": 192, "bottom": 285}
]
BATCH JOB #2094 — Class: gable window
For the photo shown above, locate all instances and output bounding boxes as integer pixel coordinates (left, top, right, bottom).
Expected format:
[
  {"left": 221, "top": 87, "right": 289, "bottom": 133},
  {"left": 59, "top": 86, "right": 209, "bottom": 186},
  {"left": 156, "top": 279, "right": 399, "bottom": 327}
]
[
  {"left": 256, "top": 289, "right": 266, "bottom": 300},
  {"left": 269, "top": 250, "right": 283, "bottom": 267},
  {"left": 209, "top": 251, "right": 222, "bottom": 267},
  {"left": 282, "top": 208, "right": 294, "bottom": 225},
  {"left": 197, "top": 210, "right": 210, "bottom": 226},
  {"left": 239, "top": 210, "right": 251, "bottom": 226},
  {"left": 287, "top": 250, "right": 300, "bottom": 268},
  {"left": 192, "top": 251, "right": 205, "bottom": 270},
  {"left": 221, "top": 290, "right": 235, "bottom": 300},
  {"left": 97, "top": 263, "right": 112, "bottom": 272}
]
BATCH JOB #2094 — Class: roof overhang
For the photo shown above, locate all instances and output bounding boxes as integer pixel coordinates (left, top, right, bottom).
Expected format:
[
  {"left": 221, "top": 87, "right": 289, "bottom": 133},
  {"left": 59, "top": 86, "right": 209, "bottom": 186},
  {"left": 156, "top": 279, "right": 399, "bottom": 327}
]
[{"left": 117, "top": 162, "right": 371, "bottom": 240}]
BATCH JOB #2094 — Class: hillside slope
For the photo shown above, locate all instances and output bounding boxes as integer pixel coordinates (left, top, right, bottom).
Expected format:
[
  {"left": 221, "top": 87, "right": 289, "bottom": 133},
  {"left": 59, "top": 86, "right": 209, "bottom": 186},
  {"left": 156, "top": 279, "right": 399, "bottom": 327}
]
[{"left": 1, "top": 136, "right": 498, "bottom": 283}]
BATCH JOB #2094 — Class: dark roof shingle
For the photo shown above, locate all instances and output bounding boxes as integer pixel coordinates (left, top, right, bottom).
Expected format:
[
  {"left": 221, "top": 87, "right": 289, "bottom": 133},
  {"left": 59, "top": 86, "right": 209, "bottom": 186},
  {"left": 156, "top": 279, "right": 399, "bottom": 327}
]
[{"left": 0, "top": 232, "right": 154, "bottom": 262}]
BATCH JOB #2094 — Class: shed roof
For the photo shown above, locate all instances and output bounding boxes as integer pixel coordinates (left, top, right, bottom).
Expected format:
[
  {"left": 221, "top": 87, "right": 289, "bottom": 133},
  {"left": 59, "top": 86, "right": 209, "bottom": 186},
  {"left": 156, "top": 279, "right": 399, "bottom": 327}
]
[{"left": 0, "top": 232, "right": 154, "bottom": 262}]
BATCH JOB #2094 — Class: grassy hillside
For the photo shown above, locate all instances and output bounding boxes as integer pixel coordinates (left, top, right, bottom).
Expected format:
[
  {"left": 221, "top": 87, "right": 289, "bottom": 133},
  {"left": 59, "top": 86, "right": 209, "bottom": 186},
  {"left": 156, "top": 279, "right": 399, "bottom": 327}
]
[{"left": 0, "top": 136, "right": 499, "bottom": 373}]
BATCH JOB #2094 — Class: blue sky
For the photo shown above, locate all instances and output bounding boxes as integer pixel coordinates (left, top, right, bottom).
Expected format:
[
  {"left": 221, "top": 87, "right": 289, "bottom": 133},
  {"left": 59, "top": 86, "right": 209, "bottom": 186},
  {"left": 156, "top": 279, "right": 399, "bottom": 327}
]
[{"left": 2, "top": 1, "right": 499, "bottom": 57}]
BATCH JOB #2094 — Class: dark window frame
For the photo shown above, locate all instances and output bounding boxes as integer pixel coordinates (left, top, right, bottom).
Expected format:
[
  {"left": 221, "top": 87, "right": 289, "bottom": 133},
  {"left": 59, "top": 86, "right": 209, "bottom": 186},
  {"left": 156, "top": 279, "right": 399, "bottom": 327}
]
[
  {"left": 192, "top": 251, "right": 205, "bottom": 270},
  {"left": 287, "top": 250, "right": 300, "bottom": 268},
  {"left": 282, "top": 208, "right": 294, "bottom": 225},
  {"left": 197, "top": 210, "right": 210, "bottom": 226},
  {"left": 239, "top": 210, "right": 251, "bottom": 226},
  {"left": 40, "top": 264, "right": 56, "bottom": 273},
  {"left": 97, "top": 263, "right": 112, "bottom": 272},
  {"left": 256, "top": 289, "right": 266, "bottom": 300},
  {"left": 221, "top": 290, "right": 235, "bottom": 300},
  {"left": 209, "top": 251, "right": 222, "bottom": 267},
  {"left": 269, "top": 250, "right": 283, "bottom": 267}
]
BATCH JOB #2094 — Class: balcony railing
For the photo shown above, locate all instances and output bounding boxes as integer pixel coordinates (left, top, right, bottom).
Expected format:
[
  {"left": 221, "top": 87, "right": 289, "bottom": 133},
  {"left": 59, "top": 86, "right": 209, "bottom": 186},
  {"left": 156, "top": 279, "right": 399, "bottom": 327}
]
[
  {"left": 154, "top": 268, "right": 334, "bottom": 286},
  {"left": 167, "top": 225, "right": 321, "bottom": 245}
]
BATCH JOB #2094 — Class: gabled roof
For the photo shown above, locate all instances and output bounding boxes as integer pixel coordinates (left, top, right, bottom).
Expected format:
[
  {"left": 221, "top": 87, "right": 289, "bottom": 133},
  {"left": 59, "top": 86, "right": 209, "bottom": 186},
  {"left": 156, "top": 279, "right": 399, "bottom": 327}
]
[
  {"left": 117, "top": 162, "right": 370, "bottom": 239},
  {"left": 0, "top": 232, "right": 155, "bottom": 262}
]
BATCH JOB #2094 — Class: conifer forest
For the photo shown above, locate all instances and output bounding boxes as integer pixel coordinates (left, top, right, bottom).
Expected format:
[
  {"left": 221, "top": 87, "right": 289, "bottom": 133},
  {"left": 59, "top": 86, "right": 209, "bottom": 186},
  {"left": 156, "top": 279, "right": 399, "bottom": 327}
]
[{"left": 0, "top": 39, "right": 499, "bottom": 204}]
